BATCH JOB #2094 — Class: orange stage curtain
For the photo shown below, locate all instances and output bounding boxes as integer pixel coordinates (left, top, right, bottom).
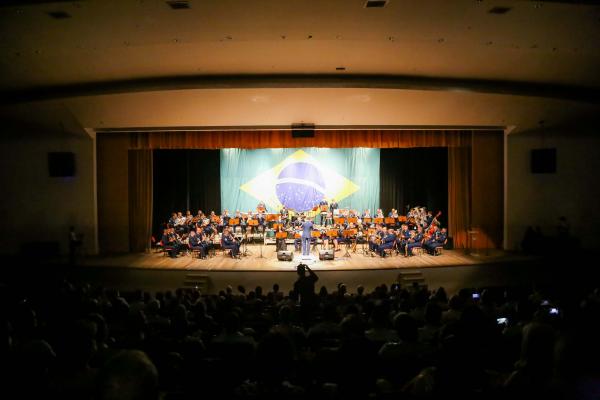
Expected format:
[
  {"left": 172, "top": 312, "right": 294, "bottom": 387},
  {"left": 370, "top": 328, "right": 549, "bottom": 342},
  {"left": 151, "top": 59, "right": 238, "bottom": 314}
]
[
  {"left": 448, "top": 146, "right": 471, "bottom": 249},
  {"left": 129, "top": 130, "right": 473, "bottom": 149}
]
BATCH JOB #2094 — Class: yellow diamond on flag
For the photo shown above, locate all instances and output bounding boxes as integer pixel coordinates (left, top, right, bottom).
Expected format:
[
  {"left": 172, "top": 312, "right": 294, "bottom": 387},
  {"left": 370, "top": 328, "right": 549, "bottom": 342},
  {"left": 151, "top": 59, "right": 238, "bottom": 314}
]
[{"left": 240, "top": 150, "right": 359, "bottom": 212}]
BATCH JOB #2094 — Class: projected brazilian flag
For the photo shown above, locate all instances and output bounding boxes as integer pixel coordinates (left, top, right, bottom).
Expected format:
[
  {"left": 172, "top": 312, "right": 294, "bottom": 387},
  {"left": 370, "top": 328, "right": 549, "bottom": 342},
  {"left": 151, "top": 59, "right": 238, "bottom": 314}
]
[{"left": 220, "top": 148, "right": 379, "bottom": 214}]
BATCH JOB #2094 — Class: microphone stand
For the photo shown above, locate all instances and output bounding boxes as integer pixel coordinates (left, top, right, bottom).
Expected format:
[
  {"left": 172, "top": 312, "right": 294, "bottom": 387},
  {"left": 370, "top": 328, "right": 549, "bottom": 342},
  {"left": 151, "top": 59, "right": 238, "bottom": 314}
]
[{"left": 257, "top": 225, "right": 266, "bottom": 259}]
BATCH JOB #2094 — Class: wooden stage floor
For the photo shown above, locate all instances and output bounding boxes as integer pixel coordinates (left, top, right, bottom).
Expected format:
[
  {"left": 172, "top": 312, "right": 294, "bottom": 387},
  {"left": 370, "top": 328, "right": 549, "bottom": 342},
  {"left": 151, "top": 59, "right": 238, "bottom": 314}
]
[{"left": 83, "top": 244, "right": 528, "bottom": 272}]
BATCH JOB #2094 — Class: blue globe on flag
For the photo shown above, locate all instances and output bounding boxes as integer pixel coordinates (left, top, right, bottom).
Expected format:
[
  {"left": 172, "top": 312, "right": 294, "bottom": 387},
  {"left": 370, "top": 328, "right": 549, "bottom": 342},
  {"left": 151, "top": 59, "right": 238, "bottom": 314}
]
[{"left": 275, "top": 162, "right": 326, "bottom": 212}]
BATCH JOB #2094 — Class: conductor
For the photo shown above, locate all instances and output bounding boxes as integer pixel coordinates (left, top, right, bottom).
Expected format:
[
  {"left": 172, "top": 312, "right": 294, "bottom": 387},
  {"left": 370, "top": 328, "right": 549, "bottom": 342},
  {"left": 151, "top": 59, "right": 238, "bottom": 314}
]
[{"left": 301, "top": 215, "right": 314, "bottom": 256}]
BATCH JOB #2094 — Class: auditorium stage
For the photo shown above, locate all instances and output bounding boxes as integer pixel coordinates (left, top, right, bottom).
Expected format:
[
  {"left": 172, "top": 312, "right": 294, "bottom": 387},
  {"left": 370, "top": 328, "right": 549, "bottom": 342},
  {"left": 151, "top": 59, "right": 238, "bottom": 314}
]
[{"left": 83, "top": 244, "right": 527, "bottom": 272}]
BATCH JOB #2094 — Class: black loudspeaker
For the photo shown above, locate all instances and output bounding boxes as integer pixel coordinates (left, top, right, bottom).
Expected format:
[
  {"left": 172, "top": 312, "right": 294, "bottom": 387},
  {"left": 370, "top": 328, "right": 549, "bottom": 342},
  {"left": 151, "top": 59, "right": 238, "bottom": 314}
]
[
  {"left": 319, "top": 249, "right": 334, "bottom": 260},
  {"left": 48, "top": 152, "right": 75, "bottom": 177},
  {"left": 531, "top": 148, "right": 556, "bottom": 174},
  {"left": 277, "top": 250, "right": 294, "bottom": 261},
  {"left": 292, "top": 123, "right": 315, "bottom": 138}
]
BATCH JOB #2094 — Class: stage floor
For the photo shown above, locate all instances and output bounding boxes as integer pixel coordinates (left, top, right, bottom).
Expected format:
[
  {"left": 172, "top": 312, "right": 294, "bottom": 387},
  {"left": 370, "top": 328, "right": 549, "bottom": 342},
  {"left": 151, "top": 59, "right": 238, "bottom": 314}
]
[{"left": 83, "top": 244, "right": 528, "bottom": 272}]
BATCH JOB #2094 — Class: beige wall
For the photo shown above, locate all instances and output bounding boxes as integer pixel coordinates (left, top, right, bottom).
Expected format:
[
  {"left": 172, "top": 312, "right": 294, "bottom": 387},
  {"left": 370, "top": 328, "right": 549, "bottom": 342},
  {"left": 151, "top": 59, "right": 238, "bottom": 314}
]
[
  {"left": 0, "top": 130, "right": 96, "bottom": 255},
  {"left": 506, "top": 127, "right": 600, "bottom": 250}
]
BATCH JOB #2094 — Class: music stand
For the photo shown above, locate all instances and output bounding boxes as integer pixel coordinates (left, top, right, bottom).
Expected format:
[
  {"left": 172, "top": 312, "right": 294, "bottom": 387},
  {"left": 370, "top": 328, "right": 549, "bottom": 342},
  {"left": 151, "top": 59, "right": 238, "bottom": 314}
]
[
  {"left": 311, "top": 230, "right": 321, "bottom": 253},
  {"left": 342, "top": 229, "right": 357, "bottom": 258},
  {"left": 326, "top": 229, "right": 338, "bottom": 251},
  {"left": 247, "top": 219, "right": 263, "bottom": 258}
]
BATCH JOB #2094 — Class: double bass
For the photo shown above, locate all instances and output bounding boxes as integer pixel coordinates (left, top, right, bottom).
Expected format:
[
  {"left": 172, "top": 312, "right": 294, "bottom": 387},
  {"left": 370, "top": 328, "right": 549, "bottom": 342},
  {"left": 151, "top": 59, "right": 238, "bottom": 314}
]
[{"left": 424, "top": 211, "right": 442, "bottom": 240}]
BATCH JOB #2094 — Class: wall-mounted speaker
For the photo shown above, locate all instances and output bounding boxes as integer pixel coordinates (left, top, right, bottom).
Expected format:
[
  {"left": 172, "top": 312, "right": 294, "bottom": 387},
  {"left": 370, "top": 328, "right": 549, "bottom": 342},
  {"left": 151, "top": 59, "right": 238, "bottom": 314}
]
[
  {"left": 319, "top": 249, "right": 334, "bottom": 260},
  {"left": 291, "top": 123, "right": 315, "bottom": 138},
  {"left": 277, "top": 250, "right": 294, "bottom": 261},
  {"left": 48, "top": 152, "right": 75, "bottom": 177},
  {"left": 531, "top": 148, "right": 556, "bottom": 174}
]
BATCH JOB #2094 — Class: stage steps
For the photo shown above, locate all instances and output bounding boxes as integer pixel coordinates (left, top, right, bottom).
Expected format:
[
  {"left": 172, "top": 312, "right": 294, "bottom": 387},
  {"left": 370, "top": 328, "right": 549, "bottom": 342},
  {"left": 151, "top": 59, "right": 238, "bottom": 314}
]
[
  {"left": 397, "top": 270, "right": 426, "bottom": 289},
  {"left": 182, "top": 273, "right": 210, "bottom": 293}
]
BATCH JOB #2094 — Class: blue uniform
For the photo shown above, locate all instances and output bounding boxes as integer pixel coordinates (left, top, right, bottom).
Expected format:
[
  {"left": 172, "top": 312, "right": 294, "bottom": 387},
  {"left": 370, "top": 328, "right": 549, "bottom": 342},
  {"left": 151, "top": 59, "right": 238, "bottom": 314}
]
[
  {"left": 424, "top": 231, "right": 447, "bottom": 254},
  {"left": 301, "top": 220, "right": 314, "bottom": 256},
  {"left": 222, "top": 234, "right": 240, "bottom": 257},
  {"left": 377, "top": 233, "right": 397, "bottom": 256},
  {"left": 189, "top": 234, "right": 207, "bottom": 258},
  {"left": 406, "top": 232, "right": 424, "bottom": 255}
]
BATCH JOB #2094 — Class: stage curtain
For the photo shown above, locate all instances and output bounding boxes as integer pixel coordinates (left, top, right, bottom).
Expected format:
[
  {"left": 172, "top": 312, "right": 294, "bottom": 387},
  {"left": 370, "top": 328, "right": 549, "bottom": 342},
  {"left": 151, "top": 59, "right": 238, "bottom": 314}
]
[
  {"left": 152, "top": 150, "right": 221, "bottom": 237},
  {"left": 380, "top": 148, "right": 448, "bottom": 221},
  {"left": 448, "top": 146, "right": 471, "bottom": 248},
  {"left": 129, "top": 130, "right": 473, "bottom": 149},
  {"left": 128, "top": 149, "right": 153, "bottom": 253}
]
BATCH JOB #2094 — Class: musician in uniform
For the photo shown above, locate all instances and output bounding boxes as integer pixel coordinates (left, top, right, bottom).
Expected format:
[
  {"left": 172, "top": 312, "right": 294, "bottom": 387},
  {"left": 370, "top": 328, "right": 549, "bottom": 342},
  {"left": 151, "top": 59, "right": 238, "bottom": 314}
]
[
  {"left": 369, "top": 225, "right": 385, "bottom": 255},
  {"left": 329, "top": 198, "right": 338, "bottom": 215},
  {"left": 257, "top": 201, "right": 268, "bottom": 213},
  {"left": 424, "top": 227, "right": 447, "bottom": 255},
  {"left": 222, "top": 227, "right": 240, "bottom": 258},
  {"left": 200, "top": 229, "right": 213, "bottom": 257},
  {"left": 275, "top": 223, "right": 287, "bottom": 251},
  {"left": 188, "top": 230, "right": 207, "bottom": 259},
  {"left": 406, "top": 226, "right": 424, "bottom": 256},
  {"left": 377, "top": 228, "right": 397, "bottom": 257},
  {"left": 221, "top": 209, "right": 231, "bottom": 228},
  {"left": 397, "top": 224, "right": 412, "bottom": 255},
  {"left": 280, "top": 205, "right": 289, "bottom": 226},
  {"left": 162, "top": 228, "right": 181, "bottom": 258},
  {"left": 318, "top": 199, "right": 329, "bottom": 225}
]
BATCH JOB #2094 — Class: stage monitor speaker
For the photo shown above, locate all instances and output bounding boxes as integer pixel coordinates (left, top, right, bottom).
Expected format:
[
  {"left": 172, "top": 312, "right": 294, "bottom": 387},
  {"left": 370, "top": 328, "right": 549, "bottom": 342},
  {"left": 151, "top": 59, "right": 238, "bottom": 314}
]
[
  {"left": 48, "top": 152, "right": 75, "bottom": 177},
  {"left": 277, "top": 250, "right": 294, "bottom": 261},
  {"left": 531, "top": 148, "right": 556, "bottom": 174},
  {"left": 319, "top": 249, "right": 335, "bottom": 260},
  {"left": 291, "top": 123, "right": 315, "bottom": 138}
]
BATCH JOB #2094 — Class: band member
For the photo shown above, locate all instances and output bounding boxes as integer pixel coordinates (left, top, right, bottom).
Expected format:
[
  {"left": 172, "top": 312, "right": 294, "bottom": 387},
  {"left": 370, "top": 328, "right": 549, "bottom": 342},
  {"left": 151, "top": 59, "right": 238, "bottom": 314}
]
[
  {"left": 376, "top": 209, "right": 384, "bottom": 219},
  {"left": 425, "top": 210, "right": 434, "bottom": 227},
  {"left": 280, "top": 205, "right": 289, "bottom": 226},
  {"left": 377, "top": 228, "right": 397, "bottom": 257},
  {"left": 275, "top": 223, "right": 287, "bottom": 251},
  {"left": 301, "top": 215, "right": 314, "bottom": 256},
  {"left": 424, "top": 227, "right": 447, "bottom": 254},
  {"left": 162, "top": 228, "right": 181, "bottom": 258},
  {"left": 397, "top": 224, "right": 411, "bottom": 254},
  {"left": 221, "top": 209, "right": 231, "bottom": 227},
  {"left": 188, "top": 230, "right": 207, "bottom": 259},
  {"left": 368, "top": 225, "right": 385, "bottom": 254},
  {"left": 200, "top": 230, "right": 213, "bottom": 256},
  {"left": 257, "top": 201, "right": 268, "bottom": 213},
  {"left": 363, "top": 209, "right": 372, "bottom": 218},
  {"left": 222, "top": 228, "right": 240, "bottom": 258},
  {"left": 318, "top": 199, "right": 328, "bottom": 225},
  {"left": 168, "top": 212, "right": 178, "bottom": 228},
  {"left": 406, "top": 226, "right": 424, "bottom": 256},
  {"left": 329, "top": 198, "right": 339, "bottom": 215},
  {"left": 325, "top": 211, "right": 333, "bottom": 227}
]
